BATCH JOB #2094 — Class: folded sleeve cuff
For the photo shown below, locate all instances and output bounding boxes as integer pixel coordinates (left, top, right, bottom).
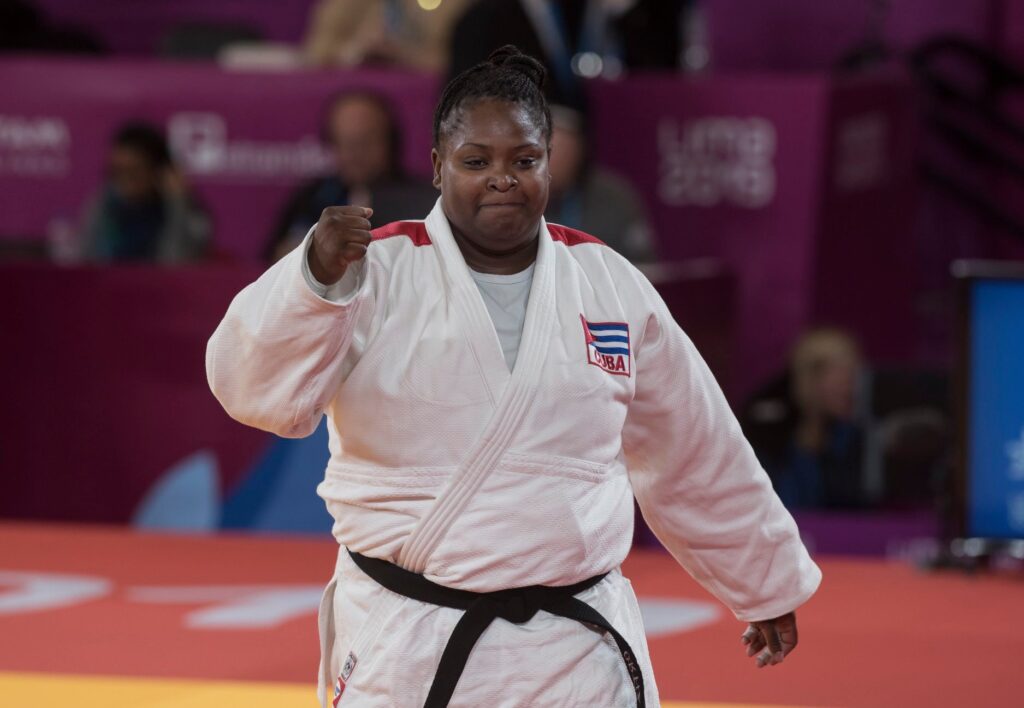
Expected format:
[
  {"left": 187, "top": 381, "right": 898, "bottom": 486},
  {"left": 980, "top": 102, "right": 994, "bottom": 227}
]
[{"left": 300, "top": 228, "right": 363, "bottom": 304}]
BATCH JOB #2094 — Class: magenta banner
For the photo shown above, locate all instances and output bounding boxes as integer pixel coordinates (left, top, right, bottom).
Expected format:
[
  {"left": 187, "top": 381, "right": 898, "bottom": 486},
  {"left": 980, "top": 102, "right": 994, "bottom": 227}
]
[
  {"left": 589, "top": 72, "right": 919, "bottom": 394},
  {"left": 706, "top": 0, "right": 997, "bottom": 72},
  {"left": 0, "top": 58, "right": 439, "bottom": 259},
  {"left": 0, "top": 264, "right": 268, "bottom": 523},
  {"left": 1, "top": 59, "right": 919, "bottom": 397},
  {"left": 0, "top": 263, "right": 734, "bottom": 524}
]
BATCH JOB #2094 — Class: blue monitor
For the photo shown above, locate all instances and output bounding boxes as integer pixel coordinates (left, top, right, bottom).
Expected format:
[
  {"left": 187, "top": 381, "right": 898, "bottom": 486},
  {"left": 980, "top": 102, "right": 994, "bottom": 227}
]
[{"left": 961, "top": 270, "right": 1024, "bottom": 539}]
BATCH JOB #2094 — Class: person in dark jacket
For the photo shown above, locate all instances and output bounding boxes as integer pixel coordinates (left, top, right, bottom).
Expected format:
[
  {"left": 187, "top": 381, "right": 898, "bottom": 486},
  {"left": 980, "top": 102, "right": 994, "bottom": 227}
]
[
  {"left": 81, "top": 121, "right": 209, "bottom": 263},
  {"left": 265, "top": 90, "right": 436, "bottom": 263},
  {"left": 447, "top": 0, "right": 686, "bottom": 108}
]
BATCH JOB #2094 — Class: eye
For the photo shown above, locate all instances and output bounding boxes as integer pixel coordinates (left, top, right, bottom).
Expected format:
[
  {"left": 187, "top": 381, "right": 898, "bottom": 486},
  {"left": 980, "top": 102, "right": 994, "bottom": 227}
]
[
  {"left": 463, "top": 158, "right": 486, "bottom": 169},
  {"left": 516, "top": 157, "right": 538, "bottom": 168}
]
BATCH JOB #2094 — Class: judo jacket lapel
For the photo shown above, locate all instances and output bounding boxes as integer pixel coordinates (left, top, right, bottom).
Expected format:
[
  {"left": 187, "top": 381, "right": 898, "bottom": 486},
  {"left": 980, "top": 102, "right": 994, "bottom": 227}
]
[{"left": 397, "top": 202, "right": 556, "bottom": 573}]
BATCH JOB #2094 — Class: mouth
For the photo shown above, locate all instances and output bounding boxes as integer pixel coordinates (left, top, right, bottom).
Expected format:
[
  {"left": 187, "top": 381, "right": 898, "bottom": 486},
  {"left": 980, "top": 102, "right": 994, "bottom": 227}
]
[{"left": 479, "top": 202, "right": 525, "bottom": 209}]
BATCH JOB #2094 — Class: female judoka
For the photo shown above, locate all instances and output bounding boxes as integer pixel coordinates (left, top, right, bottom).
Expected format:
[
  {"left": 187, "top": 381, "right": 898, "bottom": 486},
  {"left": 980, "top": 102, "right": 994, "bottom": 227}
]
[{"left": 207, "top": 45, "right": 821, "bottom": 707}]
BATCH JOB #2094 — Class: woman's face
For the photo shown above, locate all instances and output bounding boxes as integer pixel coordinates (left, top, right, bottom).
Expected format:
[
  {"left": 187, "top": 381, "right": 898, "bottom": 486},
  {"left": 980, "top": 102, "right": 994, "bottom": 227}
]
[
  {"left": 431, "top": 99, "right": 550, "bottom": 254},
  {"left": 108, "top": 146, "right": 160, "bottom": 203},
  {"left": 327, "top": 96, "right": 393, "bottom": 188}
]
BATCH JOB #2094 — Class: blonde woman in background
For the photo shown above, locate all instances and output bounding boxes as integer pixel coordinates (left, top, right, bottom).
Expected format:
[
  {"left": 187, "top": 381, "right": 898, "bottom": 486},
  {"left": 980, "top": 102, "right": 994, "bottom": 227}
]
[
  {"left": 776, "top": 328, "right": 868, "bottom": 509},
  {"left": 303, "top": 0, "right": 470, "bottom": 71}
]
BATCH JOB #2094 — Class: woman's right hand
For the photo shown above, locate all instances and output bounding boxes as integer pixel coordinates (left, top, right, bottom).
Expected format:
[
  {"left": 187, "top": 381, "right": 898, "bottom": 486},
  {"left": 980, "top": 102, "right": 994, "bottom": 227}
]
[{"left": 307, "top": 206, "right": 373, "bottom": 285}]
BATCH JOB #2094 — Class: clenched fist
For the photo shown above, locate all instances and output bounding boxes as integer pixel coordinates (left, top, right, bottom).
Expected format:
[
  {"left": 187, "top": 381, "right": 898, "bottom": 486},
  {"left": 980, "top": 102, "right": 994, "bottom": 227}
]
[{"left": 307, "top": 206, "right": 374, "bottom": 285}]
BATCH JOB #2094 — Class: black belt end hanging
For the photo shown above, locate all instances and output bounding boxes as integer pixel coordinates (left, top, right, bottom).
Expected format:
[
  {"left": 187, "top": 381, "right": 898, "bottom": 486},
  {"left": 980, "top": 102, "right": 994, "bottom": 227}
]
[{"left": 347, "top": 550, "right": 645, "bottom": 708}]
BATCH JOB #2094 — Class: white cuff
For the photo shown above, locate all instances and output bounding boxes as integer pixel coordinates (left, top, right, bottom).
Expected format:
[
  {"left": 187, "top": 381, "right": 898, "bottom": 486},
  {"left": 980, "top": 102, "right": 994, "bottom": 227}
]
[{"left": 300, "top": 229, "right": 363, "bottom": 303}]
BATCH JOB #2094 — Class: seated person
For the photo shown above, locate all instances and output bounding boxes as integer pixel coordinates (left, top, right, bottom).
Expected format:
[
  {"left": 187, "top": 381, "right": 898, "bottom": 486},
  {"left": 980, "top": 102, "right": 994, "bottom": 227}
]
[
  {"left": 80, "top": 122, "right": 210, "bottom": 263},
  {"left": 743, "top": 328, "right": 869, "bottom": 511},
  {"left": 266, "top": 90, "right": 436, "bottom": 262},
  {"left": 545, "top": 104, "right": 655, "bottom": 263}
]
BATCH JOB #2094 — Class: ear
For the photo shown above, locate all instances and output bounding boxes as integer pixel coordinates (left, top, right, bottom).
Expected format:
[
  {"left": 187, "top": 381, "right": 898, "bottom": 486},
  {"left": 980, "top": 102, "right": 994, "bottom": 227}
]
[{"left": 430, "top": 148, "right": 442, "bottom": 190}]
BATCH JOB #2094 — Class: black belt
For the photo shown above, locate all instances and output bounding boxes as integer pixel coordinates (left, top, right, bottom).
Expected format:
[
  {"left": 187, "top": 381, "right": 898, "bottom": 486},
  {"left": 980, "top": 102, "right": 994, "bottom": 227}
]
[{"left": 347, "top": 550, "right": 645, "bottom": 708}]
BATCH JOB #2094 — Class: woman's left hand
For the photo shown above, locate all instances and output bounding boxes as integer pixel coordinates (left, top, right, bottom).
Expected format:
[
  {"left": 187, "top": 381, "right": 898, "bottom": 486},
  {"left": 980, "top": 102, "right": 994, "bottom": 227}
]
[{"left": 740, "top": 611, "right": 798, "bottom": 668}]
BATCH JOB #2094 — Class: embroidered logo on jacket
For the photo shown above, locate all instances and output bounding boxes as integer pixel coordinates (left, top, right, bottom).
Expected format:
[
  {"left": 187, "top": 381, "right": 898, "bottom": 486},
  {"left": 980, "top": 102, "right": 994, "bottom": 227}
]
[
  {"left": 581, "top": 315, "right": 631, "bottom": 377},
  {"left": 333, "top": 651, "right": 357, "bottom": 706}
]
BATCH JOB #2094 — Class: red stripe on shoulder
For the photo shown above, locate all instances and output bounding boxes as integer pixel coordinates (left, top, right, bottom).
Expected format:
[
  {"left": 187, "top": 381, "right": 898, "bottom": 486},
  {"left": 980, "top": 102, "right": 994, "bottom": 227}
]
[
  {"left": 371, "top": 221, "right": 431, "bottom": 246},
  {"left": 547, "top": 223, "right": 605, "bottom": 247}
]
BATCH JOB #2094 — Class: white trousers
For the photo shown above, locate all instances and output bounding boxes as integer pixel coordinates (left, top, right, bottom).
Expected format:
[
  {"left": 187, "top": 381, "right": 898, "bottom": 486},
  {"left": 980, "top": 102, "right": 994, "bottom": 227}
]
[{"left": 317, "top": 550, "right": 660, "bottom": 707}]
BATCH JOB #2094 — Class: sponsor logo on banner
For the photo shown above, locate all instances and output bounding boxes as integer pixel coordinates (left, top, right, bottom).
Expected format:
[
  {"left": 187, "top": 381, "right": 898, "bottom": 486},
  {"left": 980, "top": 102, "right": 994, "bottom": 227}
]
[
  {"left": 835, "top": 111, "right": 890, "bottom": 192},
  {"left": 1009, "top": 492, "right": 1024, "bottom": 532},
  {"left": 167, "top": 112, "right": 332, "bottom": 182},
  {"left": 0, "top": 115, "right": 71, "bottom": 177},
  {"left": 581, "top": 315, "right": 631, "bottom": 377},
  {"left": 1005, "top": 426, "right": 1024, "bottom": 480},
  {"left": 1006, "top": 426, "right": 1024, "bottom": 532},
  {"left": 657, "top": 116, "right": 775, "bottom": 208}
]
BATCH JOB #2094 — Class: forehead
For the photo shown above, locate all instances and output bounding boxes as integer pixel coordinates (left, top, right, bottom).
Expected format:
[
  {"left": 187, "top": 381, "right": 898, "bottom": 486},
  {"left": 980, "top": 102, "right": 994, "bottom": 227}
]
[
  {"left": 330, "top": 97, "right": 389, "bottom": 129},
  {"left": 444, "top": 99, "right": 546, "bottom": 149},
  {"left": 110, "top": 145, "right": 152, "bottom": 166}
]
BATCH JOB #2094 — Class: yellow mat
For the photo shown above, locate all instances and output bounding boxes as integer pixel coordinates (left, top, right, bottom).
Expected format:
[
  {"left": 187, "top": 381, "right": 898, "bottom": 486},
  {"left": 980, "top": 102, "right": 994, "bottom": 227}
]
[{"left": 0, "top": 672, "right": 789, "bottom": 707}]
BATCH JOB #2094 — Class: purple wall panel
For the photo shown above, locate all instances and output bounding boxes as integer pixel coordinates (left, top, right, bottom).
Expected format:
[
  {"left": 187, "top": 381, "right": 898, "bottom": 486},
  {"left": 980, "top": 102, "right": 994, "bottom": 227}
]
[
  {"left": 0, "top": 59, "right": 439, "bottom": 258},
  {"left": 706, "top": 0, "right": 998, "bottom": 72},
  {"left": 812, "top": 74, "right": 921, "bottom": 365},
  {"left": 0, "top": 59, "right": 920, "bottom": 398},
  {"left": 590, "top": 74, "right": 832, "bottom": 394}
]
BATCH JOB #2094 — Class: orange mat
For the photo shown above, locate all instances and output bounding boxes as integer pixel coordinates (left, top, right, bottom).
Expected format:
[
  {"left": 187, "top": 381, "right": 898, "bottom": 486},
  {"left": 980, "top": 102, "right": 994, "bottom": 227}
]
[{"left": 0, "top": 523, "right": 1019, "bottom": 706}]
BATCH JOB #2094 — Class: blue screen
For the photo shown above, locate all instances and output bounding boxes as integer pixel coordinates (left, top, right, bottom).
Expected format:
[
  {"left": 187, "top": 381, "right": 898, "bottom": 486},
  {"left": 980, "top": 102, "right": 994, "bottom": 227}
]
[{"left": 967, "top": 279, "right": 1024, "bottom": 539}]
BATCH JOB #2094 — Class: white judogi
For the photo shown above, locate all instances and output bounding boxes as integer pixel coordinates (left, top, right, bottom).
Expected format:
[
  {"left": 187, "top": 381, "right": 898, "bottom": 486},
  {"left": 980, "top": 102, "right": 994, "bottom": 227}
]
[{"left": 207, "top": 200, "right": 821, "bottom": 707}]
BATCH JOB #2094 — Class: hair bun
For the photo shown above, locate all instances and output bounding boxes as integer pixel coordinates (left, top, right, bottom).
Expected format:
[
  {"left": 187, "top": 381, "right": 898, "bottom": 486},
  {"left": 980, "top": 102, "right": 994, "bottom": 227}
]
[{"left": 487, "top": 45, "right": 547, "bottom": 90}]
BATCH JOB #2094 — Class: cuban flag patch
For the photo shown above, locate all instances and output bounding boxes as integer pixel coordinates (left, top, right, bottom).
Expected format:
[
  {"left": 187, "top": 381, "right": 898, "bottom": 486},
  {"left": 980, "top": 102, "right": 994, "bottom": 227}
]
[{"left": 581, "top": 315, "right": 631, "bottom": 377}]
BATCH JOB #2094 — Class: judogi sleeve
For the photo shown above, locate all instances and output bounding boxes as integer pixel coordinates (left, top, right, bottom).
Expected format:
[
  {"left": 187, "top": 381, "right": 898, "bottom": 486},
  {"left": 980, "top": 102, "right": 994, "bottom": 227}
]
[
  {"left": 622, "top": 287, "right": 821, "bottom": 622},
  {"left": 206, "top": 230, "right": 370, "bottom": 438}
]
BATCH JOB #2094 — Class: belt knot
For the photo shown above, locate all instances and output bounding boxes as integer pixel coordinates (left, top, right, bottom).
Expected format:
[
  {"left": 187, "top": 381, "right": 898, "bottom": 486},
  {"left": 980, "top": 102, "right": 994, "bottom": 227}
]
[{"left": 487, "top": 587, "right": 546, "bottom": 624}]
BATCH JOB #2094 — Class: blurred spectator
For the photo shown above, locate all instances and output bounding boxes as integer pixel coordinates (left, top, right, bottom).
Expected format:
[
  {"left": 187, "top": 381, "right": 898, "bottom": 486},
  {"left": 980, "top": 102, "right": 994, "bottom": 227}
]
[
  {"left": 448, "top": 0, "right": 686, "bottom": 107},
  {"left": 80, "top": 122, "right": 210, "bottom": 263},
  {"left": 0, "top": 0, "right": 103, "bottom": 54},
  {"left": 303, "top": 0, "right": 470, "bottom": 71},
  {"left": 266, "top": 91, "right": 436, "bottom": 262},
  {"left": 160, "top": 21, "right": 262, "bottom": 61},
  {"left": 743, "top": 330, "right": 952, "bottom": 511},
  {"left": 0, "top": 0, "right": 40, "bottom": 50},
  {"left": 546, "top": 104, "right": 654, "bottom": 262},
  {"left": 744, "top": 328, "right": 869, "bottom": 511}
]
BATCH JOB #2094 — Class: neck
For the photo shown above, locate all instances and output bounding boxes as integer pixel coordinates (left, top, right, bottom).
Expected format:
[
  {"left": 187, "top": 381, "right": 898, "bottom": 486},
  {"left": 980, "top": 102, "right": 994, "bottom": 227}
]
[{"left": 449, "top": 221, "right": 539, "bottom": 275}]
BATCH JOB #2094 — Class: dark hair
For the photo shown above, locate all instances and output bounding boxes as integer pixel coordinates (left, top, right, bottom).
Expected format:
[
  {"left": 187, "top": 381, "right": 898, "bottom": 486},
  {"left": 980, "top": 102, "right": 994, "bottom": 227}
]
[
  {"left": 433, "top": 45, "right": 551, "bottom": 148},
  {"left": 321, "top": 89, "right": 404, "bottom": 177},
  {"left": 112, "top": 122, "right": 172, "bottom": 169}
]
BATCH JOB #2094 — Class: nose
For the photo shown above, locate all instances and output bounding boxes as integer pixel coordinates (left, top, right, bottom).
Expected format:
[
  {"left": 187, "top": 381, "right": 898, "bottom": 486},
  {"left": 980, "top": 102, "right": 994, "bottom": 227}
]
[{"left": 487, "top": 173, "right": 518, "bottom": 192}]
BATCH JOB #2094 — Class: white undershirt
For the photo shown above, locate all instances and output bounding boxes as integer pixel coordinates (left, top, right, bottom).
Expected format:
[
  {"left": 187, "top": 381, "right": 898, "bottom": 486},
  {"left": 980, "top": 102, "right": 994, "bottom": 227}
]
[
  {"left": 302, "top": 235, "right": 535, "bottom": 372},
  {"left": 468, "top": 264, "right": 535, "bottom": 372}
]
